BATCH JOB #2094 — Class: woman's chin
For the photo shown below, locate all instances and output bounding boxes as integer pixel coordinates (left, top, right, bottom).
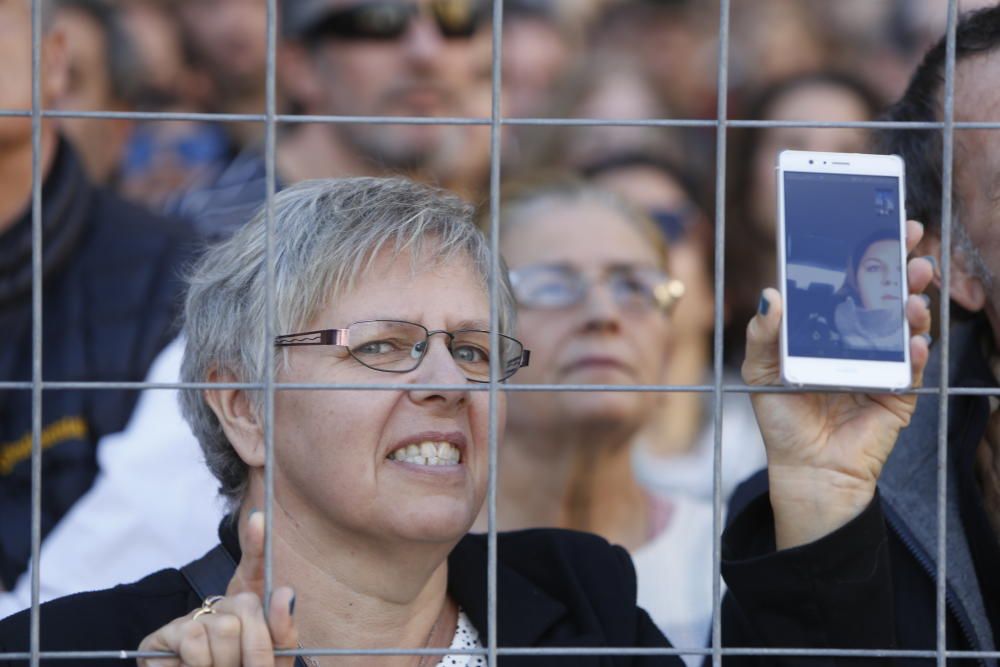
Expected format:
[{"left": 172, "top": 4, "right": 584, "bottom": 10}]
[
  {"left": 390, "top": 500, "right": 479, "bottom": 544},
  {"left": 558, "top": 394, "right": 648, "bottom": 429}
]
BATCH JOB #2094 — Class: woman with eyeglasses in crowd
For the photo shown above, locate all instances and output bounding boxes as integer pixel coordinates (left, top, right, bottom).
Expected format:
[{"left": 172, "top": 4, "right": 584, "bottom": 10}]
[
  {"left": 583, "top": 154, "right": 767, "bottom": 512},
  {"left": 475, "top": 175, "right": 733, "bottom": 661},
  {"left": 0, "top": 177, "right": 934, "bottom": 666}
]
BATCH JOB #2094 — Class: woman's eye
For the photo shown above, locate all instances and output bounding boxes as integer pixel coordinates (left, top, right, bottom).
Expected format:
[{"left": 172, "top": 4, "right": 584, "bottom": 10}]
[
  {"left": 619, "top": 277, "right": 647, "bottom": 293},
  {"left": 355, "top": 340, "right": 397, "bottom": 355},
  {"left": 453, "top": 345, "right": 488, "bottom": 363},
  {"left": 533, "top": 282, "right": 571, "bottom": 297}
]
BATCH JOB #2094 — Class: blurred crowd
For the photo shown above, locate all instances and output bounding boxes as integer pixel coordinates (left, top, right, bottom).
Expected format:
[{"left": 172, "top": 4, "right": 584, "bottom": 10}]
[
  {"left": 39, "top": 0, "right": 990, "bottom": 347},
  {"left": 2, "top": 0, "right": 1000, "bottom": 660}
]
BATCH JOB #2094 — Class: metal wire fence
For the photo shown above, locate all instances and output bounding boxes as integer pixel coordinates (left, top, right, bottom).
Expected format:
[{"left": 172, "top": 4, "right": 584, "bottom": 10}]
[{"left": 5, "top": 0, "right": 1000, "bottom": 665}]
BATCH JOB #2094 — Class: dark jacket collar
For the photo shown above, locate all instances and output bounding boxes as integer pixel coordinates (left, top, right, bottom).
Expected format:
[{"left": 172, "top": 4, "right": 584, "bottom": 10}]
[
  {"left": 0, "top": 138, "right": 92, "bottom": 307},
  {"left": 880, "top": 317, "right": 997, "bottom": 657},
  {"left": 448, "top": 533, "right": 568, "bottom": 647},
  {"left": 218, "top": 522, "right": 569, "bottom": 647}
]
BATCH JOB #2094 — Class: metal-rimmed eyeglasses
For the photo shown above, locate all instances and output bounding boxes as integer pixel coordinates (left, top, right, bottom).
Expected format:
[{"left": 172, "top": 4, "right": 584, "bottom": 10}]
[
  {"left": 274, "top": 319, "right": 530, "bottom": 383},
  {"left": 509, "top": 264, "right": 685, "bottom": 313}
]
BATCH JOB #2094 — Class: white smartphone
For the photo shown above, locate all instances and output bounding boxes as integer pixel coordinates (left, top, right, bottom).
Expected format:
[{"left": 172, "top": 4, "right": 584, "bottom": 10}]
[{"left": 776, "top": 150, "right": 911, "bottom": 390}]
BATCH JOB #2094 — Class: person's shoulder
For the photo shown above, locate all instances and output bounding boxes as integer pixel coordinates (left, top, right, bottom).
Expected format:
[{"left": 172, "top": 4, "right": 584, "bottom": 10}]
[
  {"left": 90, "top": 186, "right": 196, "bottom": 250},
  {"left": 469, "top": 526, "right": 629, "bottom": 560},
  {"left": 467, "top": 528, "right": 638, "bottom": 598},
  {"left": 0, "top": 568, "right": 195, "bottom": 657}
]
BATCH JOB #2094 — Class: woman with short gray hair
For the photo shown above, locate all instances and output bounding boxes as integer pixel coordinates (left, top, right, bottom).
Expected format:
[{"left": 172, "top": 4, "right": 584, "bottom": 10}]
[
  {"left": 179, "top": 176, "right": 517, "bottom": 508},
  {"left": 0, "top": 176, "right": 935, "bottom": 666}
]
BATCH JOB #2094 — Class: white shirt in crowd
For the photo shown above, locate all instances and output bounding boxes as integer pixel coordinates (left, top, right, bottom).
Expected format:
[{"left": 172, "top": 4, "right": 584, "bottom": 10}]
[{"left": 0, "top": 338, "right": 224, "bottom": 618}]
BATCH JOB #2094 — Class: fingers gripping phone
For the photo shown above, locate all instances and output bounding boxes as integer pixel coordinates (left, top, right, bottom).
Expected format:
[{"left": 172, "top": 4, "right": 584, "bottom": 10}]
[{"left": 777, "top": 150, "right": 911, "bottom": 390}]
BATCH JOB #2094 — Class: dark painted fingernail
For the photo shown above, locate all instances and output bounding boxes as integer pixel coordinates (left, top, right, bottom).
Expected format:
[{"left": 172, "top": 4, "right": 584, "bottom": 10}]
[
  {"left": 920, "top": 294, "right": 931, "bottom": 308},
  {"left": 921, "top": 333, "right": 933, "bottom": 346},
  {"left": 922, "top": 255, "right": 938, "bottom": 273},
  {"left": 758, "top": 292, "right": 770, "bottom": 316},
  {"left": 289, "top": 593, "right": 296, "bottom": 616}
]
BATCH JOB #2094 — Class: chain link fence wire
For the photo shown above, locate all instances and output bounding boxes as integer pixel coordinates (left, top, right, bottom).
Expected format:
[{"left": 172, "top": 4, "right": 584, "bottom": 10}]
[{"left": 7, "top": 0, "right": 1000, "bottom": 665}]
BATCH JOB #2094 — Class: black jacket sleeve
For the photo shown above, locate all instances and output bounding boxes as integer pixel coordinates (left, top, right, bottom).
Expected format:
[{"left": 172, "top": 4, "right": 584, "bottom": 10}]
[{"left": 720, "top": 487, "right": 897, "bottom": 666}]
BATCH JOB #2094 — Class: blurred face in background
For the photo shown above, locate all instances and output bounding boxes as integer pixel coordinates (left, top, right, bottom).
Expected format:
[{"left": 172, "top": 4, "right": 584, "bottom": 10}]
[
  {"left": 177, "top": 0, "right": 268, "bottom": 99},
  {"left": 502, "top": 13, "right": 573, "bottom": 119},
  {"left": 593, "top": 166, "right": 713, "bottom": 345},
  {"left": 53, "top": 6, "right": 131, "bottom": 183},
  {"left": 750, "top": 81, "right": 873, "bottom": 235},
  {"left": 563, "top": 63, "right": 668, "bottom": 169},
  {"left": 118, "top": 2, "right": 191, "bottom": 104},
  {"left": 731, "top": 0, "right": 827, "bottom": 94},
  {"left": 501, "top": 197, "right": 672, "bottom": 437},
  {"left": 0, "top": 0, "right": 64, "bottom": 150},
  {"left": 287, "top": 0, "right": 490, "bottom": 172}
]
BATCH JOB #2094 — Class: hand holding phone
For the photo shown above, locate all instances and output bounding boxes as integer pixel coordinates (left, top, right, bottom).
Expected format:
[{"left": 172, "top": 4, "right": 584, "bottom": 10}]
[
  {"left": 776, "top": 150, "right": 911, "bottom": 389},
  {"left": 743, "top": 217, "right": 934, "bottom": 548}
]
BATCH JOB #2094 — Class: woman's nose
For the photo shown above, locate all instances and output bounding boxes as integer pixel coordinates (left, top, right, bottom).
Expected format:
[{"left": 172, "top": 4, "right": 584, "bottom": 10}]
[
  {"left": 580, "top": 282, "right": 624, "bottom": 332},
  {"left": 419, "top": 335, "right": 467, "bottom": 381},
  {"left": 407, "top": 337, "right": 468, "bottom": 408}
]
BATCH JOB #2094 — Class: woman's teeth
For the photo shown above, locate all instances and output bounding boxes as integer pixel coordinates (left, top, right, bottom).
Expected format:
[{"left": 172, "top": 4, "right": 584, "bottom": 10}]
[{"left": 389, "top": 441, "right": 461, "bottom": 466}]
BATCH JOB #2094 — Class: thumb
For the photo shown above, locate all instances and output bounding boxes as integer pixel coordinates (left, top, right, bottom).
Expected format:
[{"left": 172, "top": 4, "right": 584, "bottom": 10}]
[
  {"left": 268, "top": 586, "right": 299, "bottom": 667},
  {"left": 742, "top": 288, "right": 783, "bottom": 386},
  {"left": 228, "top": 509, "right": 266, "bottom": 597}
]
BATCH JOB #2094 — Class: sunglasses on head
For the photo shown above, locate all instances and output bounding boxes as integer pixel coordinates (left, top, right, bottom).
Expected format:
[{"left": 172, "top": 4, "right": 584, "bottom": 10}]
[{"left": 306, "top": 0, "right": 485, "bottom": 42}]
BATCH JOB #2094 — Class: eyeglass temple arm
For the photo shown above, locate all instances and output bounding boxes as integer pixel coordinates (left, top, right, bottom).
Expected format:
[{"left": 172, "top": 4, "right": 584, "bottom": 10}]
[{"left": 273, "top": 328, "right": 350, "bottom": 347}]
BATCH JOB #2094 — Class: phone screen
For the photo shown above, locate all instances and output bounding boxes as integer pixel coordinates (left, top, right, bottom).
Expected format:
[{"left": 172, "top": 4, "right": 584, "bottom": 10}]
[{"left": 783, "top": 171, "right": 906, "bottom": 362}]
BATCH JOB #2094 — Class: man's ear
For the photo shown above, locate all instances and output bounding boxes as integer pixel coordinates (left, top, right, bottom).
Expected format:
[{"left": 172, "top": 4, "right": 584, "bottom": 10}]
[
  {"left": 917, "top": 234, "right": 987, "bottom": 313},
  {"left": 203, "top": 368, "right": 266, "bottom": 467},
  {"left": 277, "top": 43, "right": 324, "bottom": 111},
  {"left": 42, "top": 26, "right": 68, "bottom": 105}
]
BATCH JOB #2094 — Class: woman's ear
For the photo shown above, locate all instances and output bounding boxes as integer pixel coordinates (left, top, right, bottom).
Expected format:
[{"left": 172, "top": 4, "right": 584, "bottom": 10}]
[
  {"left": 918, "top": 235, "right": 987, "bottom": 313},
  {"left": 203, "top": 368, "right": 266, "bottom": 467}
]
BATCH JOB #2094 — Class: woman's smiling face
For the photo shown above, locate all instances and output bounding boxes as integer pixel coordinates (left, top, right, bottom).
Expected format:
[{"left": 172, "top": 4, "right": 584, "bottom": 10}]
[{"left": 270, "top": 249, "right": 501, "bottom": 547}]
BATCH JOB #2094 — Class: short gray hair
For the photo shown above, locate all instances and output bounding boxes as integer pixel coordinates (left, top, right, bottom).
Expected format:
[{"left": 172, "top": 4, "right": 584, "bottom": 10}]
[{"left": 180, "top": 177, "right": 516, "bottom": 506}]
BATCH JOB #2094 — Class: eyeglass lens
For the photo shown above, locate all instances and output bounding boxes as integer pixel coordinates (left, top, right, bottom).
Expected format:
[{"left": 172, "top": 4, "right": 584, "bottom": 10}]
[
  {"left": 313, "top": 0, "right": 481, "bottom": 41},
  {"left": 347, "top": 320, "right": 522, "bottom": 381},
  {"left": 512, "top": 266, "right": 669, "bottom": 310}
]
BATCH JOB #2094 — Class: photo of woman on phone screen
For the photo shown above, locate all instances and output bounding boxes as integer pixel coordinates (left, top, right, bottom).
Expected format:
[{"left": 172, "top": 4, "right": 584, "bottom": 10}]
[{"left": 833, "top": 229, "right": 904, "bottom": 351}]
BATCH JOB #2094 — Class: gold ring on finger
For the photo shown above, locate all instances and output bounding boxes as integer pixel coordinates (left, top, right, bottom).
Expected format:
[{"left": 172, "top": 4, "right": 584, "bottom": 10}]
[{"left": 192, "top": 595, "right": 225, "bottom": 620}]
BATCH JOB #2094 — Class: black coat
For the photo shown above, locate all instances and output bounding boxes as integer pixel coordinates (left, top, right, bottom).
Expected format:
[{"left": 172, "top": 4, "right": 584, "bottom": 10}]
[
  {"left": 0, "top": 506, "right": 902, "bottom": 666},
  {"left": 0, "top": 140, "right": 196, "bottom": 589}
]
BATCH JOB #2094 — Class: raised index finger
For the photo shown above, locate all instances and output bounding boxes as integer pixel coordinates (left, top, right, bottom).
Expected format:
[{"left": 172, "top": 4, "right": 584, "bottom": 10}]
[{"left": 227, "top": 510, "right": 267, "bottom": 598}]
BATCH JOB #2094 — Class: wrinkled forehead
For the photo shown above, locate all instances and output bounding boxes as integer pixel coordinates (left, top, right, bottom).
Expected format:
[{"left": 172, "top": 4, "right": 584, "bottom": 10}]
[
  {"left": 501, "top": 195, "right": 665, "bottom": 269},
  {"left": 307, "top": 242, "right": 488, "bottom": 322}
]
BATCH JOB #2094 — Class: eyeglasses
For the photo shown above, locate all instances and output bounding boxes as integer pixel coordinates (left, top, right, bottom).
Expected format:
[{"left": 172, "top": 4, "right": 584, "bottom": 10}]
[
  {"left": 305, "top": 0, "right": 485, "bottom": 42},
  {"left": 509, "top": 264, "right": 685, "bottom": 313},
  {"left": 274, "top": 319, "right": 530, "bottom": 382}
]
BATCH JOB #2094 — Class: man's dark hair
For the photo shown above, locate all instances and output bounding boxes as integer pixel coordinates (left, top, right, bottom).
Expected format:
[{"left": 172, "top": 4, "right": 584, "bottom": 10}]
[
  {"left": 55, "top": 0, "right": 144, "bottom": 107},
  {"left": 878, "top": 6, "right": 1000, "bottom": 236}
]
